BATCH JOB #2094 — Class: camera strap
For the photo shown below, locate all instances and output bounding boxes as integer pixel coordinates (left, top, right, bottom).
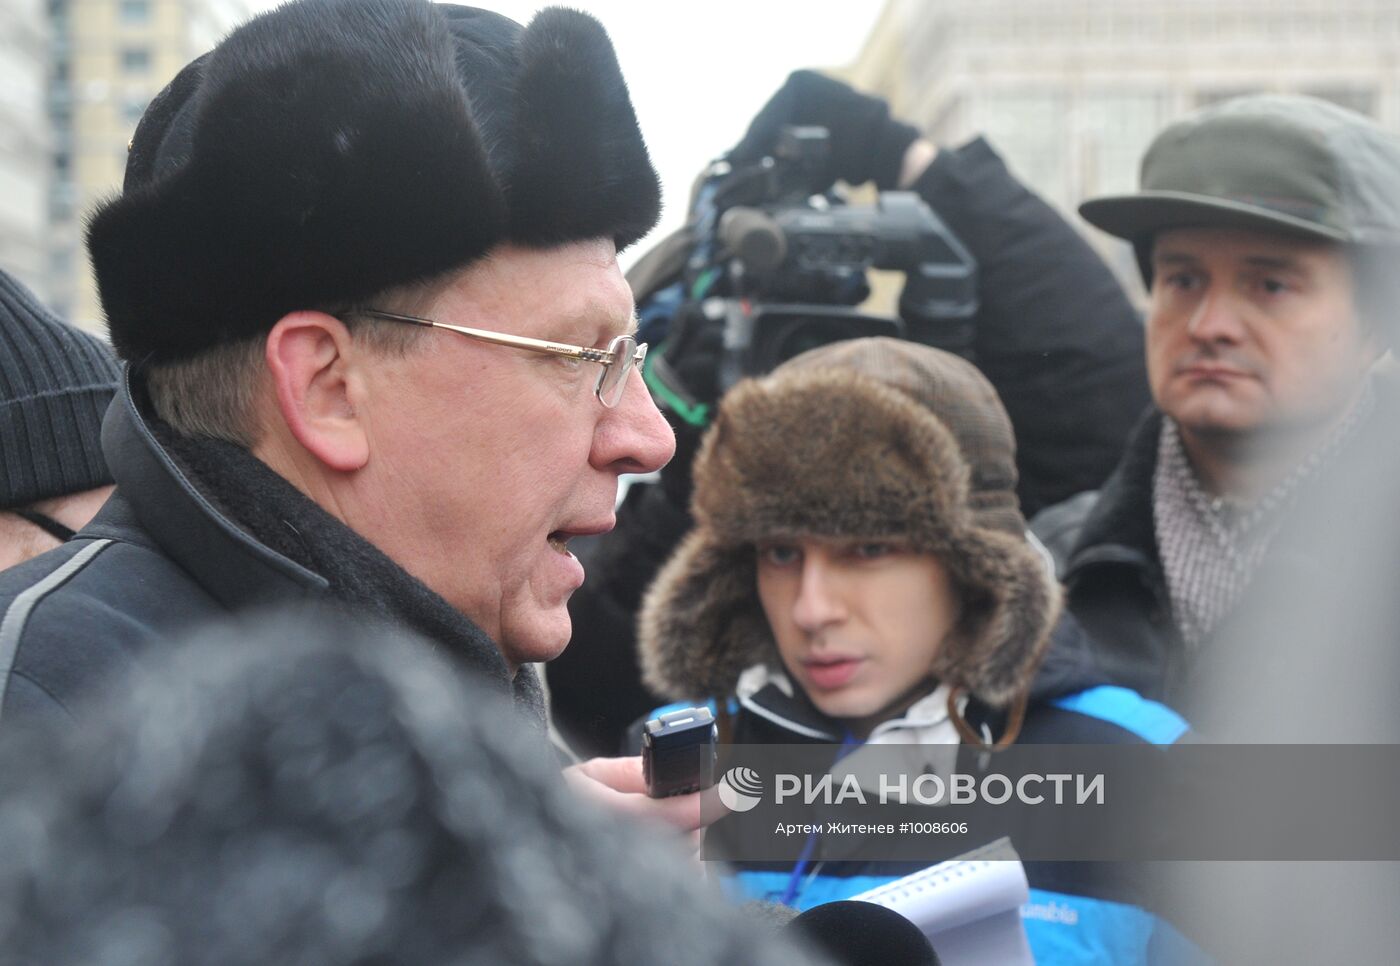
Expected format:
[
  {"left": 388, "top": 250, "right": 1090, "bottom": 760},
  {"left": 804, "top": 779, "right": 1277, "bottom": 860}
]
[{"left": 643, "top": 350, "right": 711, "bottom": 428}]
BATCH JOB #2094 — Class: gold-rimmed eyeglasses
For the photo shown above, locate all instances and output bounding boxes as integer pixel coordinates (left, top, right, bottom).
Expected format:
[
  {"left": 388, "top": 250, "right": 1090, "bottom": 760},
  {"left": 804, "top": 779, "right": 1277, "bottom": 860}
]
[{"left": 363, "top": 309, "right": 648, "bottom": 408}]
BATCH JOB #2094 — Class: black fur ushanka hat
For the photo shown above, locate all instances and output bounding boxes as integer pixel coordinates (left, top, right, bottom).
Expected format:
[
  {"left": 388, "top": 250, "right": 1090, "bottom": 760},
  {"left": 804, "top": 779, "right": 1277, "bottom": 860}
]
[
  {"left": 638, "top": 338, "right": 1061, "bottom": 711},
  {"left": 87, "top": 0, "right": 661, "bottom": 365}
]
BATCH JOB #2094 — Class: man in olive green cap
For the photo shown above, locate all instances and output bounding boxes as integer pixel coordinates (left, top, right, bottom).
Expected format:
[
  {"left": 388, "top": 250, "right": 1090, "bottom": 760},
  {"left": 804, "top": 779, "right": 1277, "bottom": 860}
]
[{"left": 1050, "top": 93, "right": 1400, "bottom": 705}]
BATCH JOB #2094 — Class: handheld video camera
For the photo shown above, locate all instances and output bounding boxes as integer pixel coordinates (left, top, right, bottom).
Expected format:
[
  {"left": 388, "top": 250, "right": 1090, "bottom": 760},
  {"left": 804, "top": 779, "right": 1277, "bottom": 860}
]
[{"left": 640, "top": 125, "right": 978, "bottom": 427}]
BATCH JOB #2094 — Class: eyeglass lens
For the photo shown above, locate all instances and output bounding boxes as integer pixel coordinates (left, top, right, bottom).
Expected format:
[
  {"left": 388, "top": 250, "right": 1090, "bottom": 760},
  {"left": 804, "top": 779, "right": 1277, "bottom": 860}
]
[{"left": 596, "top": 335, "right": 639, "bottom": 407}]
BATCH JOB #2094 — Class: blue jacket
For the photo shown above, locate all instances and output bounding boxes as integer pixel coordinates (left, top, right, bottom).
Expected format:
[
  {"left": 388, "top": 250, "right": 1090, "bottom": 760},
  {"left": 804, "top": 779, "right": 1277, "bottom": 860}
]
[{"left": 641, "top": 641, "right": 1201, "bottom": 965}]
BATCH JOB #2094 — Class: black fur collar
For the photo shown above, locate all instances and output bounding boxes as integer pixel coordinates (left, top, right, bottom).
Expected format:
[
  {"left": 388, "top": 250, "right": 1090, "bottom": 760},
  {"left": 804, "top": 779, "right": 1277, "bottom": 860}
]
[
  {"left": 1066, "top": 408, "right": 1163, "bottom": 574},
  {"left": 153, "top": 424, "right": 545, "bottom": 726}
]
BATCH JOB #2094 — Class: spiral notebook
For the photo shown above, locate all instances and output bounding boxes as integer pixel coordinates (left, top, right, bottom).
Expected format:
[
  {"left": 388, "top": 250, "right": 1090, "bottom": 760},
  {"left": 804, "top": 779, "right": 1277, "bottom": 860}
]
[{"left": 850, "top": 838, "right": 1033, "bottom": 965}]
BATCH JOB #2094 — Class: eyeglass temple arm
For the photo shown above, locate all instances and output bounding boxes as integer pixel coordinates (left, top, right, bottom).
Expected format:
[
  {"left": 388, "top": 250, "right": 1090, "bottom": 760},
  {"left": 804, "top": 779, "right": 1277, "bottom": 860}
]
[{"left": 365, "top": 310, "right": 616, "bottom": 363}]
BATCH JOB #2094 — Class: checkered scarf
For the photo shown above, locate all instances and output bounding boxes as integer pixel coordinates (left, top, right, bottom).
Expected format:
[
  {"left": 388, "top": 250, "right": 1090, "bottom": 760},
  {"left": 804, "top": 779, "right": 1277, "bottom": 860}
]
[{"left": 1153, "top": 380, "right": 1375, "bottom": 649}]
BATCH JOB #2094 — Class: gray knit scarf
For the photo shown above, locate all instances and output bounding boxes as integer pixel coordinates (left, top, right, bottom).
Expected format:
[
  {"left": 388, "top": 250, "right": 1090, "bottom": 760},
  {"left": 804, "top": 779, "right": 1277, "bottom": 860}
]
[{"left": 1153, "top": 380, "right": 1375, "bottom": 649}]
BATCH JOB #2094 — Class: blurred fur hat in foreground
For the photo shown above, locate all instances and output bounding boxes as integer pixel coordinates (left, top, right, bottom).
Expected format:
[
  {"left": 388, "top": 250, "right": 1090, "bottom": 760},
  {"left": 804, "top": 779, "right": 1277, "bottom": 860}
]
[{"left": 0, "top": 608, "right": 820, "bottom": 965}]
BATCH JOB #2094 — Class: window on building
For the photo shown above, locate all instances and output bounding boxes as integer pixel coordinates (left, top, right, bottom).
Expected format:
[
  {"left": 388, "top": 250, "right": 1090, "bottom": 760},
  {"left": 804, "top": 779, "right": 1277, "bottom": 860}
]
[
  {"left": 121, "top": 47, "right": 150, "bottom": 74},
  {"left": 1194, "top": 88, "right": 1256, "bottom": 111},
  {"left": 48, "top": 82, "right": 72, "bottom": 118},
  {"left": 48, "top": 0, "right": 69, "bottom": 34},
  {"left": 120, "top": 0, "right": 150, "bottom": 24},
  {"left": 975, "top": 90, "right": 1071, "bottom": 210},
  {"left": 122, "top": 96, "right": 149, "bottom": 125},
  {"left": 49, "top": 248, "right": 73, "bottom": 278},
  {"left": 49, "top": 101, "right": 72, "bottom": 133},
  {"left": 1077, "top": 92, "right": 1169, "bottom": 201},
  {"left": 49, "top": 56, "right": 72, "bottom": 118},
  {"left": 49, "top": 183, "right": 76, "bottom": 223},
  {"left": 1304, "top": 87, "right": 1378, "bottom": 118}
]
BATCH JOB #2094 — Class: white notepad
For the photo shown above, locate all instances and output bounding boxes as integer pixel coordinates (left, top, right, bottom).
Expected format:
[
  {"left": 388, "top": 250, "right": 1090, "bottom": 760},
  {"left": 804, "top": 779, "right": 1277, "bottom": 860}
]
[{"left": 850, "top": 838, "right": 1034, "bottom": 965}]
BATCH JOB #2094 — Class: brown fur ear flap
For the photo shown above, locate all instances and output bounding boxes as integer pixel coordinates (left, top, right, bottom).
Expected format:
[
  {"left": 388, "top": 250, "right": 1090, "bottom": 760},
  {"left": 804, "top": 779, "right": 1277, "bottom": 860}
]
[
  {"left": 935, "top": 529, "right": 1062, "bottom": 708},
  {"left": 638, "top": 531, "right": 774, "bottom": 700}
]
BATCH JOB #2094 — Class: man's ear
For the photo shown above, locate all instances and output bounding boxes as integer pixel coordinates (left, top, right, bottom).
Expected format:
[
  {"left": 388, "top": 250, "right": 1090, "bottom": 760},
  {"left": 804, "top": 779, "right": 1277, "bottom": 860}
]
[{"left": 263, "top": 312, "right": 370, "bottom": 473}]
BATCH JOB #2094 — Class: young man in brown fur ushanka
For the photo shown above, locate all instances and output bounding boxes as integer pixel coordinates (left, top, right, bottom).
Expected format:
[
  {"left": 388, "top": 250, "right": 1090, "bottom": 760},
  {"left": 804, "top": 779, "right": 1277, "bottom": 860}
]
[{"left": 637, "top": 337, "right": 1196, "bottom": 963}]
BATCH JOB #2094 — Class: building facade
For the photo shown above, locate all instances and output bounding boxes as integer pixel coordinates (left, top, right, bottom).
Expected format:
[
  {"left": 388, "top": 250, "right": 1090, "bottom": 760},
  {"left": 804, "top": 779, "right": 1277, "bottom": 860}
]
[
  {"left": 45, "top": 0, "right": 249, "bottom": 330},
  {"left": 0, "top": 0, "right": 53, "bottom": 290},
  {"left": 846, "top": 0, "right": 1400, "bottom": 297}
]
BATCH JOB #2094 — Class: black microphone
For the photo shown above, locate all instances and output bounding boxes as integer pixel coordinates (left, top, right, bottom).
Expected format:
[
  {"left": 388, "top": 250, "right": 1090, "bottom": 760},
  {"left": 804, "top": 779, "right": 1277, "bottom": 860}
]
[
  {"left": 717, "top": 206, "right": 788, "bottom": 277},
  {"left": 785, "top": 900, "right": 940, "bottom": 966}
]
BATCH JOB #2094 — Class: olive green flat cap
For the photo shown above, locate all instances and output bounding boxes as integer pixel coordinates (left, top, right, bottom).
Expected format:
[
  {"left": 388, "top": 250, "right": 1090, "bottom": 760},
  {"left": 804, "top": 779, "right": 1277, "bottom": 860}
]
[{"left": 1080, "top": 94, "right": 1400, "bottom": 247}]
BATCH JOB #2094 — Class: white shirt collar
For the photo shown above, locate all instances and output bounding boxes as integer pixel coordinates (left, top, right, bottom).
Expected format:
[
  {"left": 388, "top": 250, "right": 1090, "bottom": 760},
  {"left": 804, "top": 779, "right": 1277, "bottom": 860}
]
[{"left": 736, "top": 663, "right": 964, "bottom": 745}]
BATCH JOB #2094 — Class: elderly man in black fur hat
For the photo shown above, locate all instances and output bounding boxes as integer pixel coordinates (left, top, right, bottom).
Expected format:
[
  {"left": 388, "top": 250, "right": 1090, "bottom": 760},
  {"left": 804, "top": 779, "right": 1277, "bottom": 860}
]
[{"left": 0, "top": 0, "right": 678, "bottom": 810}]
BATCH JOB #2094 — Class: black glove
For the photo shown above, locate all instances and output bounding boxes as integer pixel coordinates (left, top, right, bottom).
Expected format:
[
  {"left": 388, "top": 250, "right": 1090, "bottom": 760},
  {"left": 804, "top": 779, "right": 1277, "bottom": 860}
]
[
  {"left": 649, "top": 304, "right": 724, "bottom": 510},
  {"left": 728, "top": 70, "right": 921, "bottom": 191}
]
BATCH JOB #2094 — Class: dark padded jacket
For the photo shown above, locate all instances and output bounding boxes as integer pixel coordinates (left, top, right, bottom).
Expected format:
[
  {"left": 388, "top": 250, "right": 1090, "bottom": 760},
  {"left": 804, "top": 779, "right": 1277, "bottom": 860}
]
[
  {"left": 1051, "top": 368, "right": 1400, "bottom": 717},
  {"left": 1056, "top": 410, "right": 1183, "bottom": 706}
]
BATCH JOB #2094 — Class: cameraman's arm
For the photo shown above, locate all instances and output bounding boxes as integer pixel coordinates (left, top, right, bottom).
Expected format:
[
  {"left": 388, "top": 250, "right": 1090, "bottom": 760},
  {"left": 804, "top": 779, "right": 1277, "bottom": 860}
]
[
  {"left": 897, "top": 138, "right": 938, "bottom": 189},
  {"left": 730, "top": 71, "right": 1150, "bottom": 516},
  {"left": 903, "top": 137, "right": 1151, "bottom": 516}
]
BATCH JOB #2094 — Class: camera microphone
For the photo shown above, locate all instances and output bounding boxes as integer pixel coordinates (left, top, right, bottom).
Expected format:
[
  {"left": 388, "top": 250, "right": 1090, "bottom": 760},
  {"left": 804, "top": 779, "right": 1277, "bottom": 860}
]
[{"left": 718, "top": 207, "right": 787, "bottom": 277}]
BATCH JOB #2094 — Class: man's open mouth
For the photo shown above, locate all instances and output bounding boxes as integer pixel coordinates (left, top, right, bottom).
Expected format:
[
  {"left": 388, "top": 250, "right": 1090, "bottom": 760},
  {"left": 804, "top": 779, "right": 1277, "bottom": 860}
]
[{"left": 547, "top": 532, "right": 573, "bottom": 556}]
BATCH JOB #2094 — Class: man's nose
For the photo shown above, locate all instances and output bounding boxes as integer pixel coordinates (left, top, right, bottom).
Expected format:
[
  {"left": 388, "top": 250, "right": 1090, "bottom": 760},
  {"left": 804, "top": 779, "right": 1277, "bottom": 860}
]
[
  {"left": 593, "top": 365, "right": 676, "bottom": 475},
  {"left": 1186, "top": 289, "right": 1246, "bottom": 344},
  {"left": 792, "top": 557, "right": 846, "bottom": 632}
]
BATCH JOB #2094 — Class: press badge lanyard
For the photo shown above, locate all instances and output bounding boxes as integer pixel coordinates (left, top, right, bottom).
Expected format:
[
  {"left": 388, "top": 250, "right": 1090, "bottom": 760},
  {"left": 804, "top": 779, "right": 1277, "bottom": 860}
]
[{"left": 778, "top": 730, "right": 862, "bottom": 907}]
